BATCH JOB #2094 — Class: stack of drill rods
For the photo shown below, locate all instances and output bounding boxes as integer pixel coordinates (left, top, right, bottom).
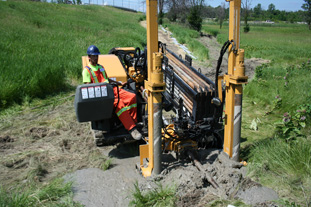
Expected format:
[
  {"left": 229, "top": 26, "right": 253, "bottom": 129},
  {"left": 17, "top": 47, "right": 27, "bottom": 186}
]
[
  {"left": 170, "top": 81, "right": 194, "bottom": 112},
  {"left": 166, "top": 52, "right": 212, "bottom": 92}
]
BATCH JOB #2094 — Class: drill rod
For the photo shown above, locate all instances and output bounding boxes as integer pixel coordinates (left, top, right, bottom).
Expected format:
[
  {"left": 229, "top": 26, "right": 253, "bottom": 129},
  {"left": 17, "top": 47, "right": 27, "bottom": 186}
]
[{"left": 187, "top": 150, "right": 219, "bottom": 189}]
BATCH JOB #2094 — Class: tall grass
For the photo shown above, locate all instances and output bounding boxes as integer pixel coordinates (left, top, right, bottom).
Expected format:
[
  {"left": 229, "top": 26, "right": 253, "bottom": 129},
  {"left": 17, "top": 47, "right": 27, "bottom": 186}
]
[
  {"left": 0, "top": 178, "right": 80, "bottom": 207},
  {"left": 163, "top": 22, "right": 209, "bottom": 61},
  {"left": 0, "top": 1, "right": 146, "bottom": 108},
  {"left": 248, "top": 137, "right": 311, "bottom": 205}
]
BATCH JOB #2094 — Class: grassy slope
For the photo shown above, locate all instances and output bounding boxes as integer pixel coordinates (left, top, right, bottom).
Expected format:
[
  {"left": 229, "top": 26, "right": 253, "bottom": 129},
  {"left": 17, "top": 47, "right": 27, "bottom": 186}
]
[
  {"left": 0, "top": 2, "right": 145, "bottom": 206},
  {"left": 203, "top": 22, "right": 311, "bottom": 205},
  {"left": 0, "top": 1, "right": 145, "bottom": 108},
  {"left": 162, "top": 20, "right": 209, "bottom": 61}
]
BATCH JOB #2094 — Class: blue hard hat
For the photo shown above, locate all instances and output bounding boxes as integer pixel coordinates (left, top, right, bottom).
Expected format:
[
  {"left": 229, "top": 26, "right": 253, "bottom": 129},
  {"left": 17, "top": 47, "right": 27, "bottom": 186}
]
[{"left": 87, "top": 45, "right": 101, "bottom": 55}]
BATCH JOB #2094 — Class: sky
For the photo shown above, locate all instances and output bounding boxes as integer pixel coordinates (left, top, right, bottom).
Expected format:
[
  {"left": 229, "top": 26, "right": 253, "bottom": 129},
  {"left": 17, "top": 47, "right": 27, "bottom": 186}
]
[
  {"left": 83, "top": 0, "right": 305, "bottom": 12},
  {"left": 207, "top": 0, "right": 305, "bottom": 12}
]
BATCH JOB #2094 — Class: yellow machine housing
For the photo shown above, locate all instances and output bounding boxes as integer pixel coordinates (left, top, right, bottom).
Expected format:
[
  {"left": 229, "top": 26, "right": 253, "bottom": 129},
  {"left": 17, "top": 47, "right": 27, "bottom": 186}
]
[
  {"left": 162, "top": 124, "right": 197, "bottom": 154},
  {"left": 82, "top": 55, "right": 127, "bottom": 83}
]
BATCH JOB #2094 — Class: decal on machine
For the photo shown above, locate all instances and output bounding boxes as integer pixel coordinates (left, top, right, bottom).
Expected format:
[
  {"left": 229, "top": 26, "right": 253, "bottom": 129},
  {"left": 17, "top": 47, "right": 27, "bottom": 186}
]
[
  {"left": 101, "top": 85, "right": 108, "bottom": 97},
  {"left": 81, "top": 88, "right": 88, "bottom": 99},
  {"left": 88, "top": 87, "right": 95, "bottom": 98},
  {"left": 95, "top": 86, "right": 101, "bottom": 98}
]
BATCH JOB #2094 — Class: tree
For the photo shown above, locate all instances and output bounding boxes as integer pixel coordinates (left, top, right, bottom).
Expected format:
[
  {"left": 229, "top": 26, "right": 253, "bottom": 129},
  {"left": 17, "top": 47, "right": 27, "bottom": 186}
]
[
  {"left": 253, "top": 3, "right": 262, "bottom": 19},
  {"left": 242, "top": 0, "right": 251, "bottom": 33},
  {"left": 188, "top": 5, "right": 203, "bottom": 31},
  {"left": 302, "top": 0, "right": 311, "bottom": 30},
  {"left": 158, "top": 0, "right": 165, "bottom": 25},
  {"left": 268, "top": 3, "right": 276, "bottom": 19},
  {"left": 187, "top": 0, "right": 204, "bottom": 31},
  {"left": 217, "top": 3, "right": 226, "bottom": 29}
]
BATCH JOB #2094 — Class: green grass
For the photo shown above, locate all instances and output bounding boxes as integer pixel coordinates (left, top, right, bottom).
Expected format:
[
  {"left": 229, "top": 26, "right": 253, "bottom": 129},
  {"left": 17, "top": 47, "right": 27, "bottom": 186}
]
[
  {"left": 203, "top": 23, "right": 311, "bottom": 65},
  {"left": 163, "top": 21, "right": 209, "bottom": 61},
  {"left": 129, "top": 182, "right": 176, "bottom": 207},
  {"left": 0, "top": 1, "right": 146, "bottom": 108},
  {"left": 247, "top": 137, "right": 311, "bottom": 205},
  {"left": 203, "top": 21, "right": 311, "bottom": 206},
  {"left": 0, "top": 178, "right": 81, "bottom": 207}
]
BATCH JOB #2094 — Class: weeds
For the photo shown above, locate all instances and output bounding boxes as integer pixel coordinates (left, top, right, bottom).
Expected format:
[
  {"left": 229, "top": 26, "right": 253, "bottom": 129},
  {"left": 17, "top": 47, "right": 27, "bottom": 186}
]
[
  {"left": 0, "top": 178, "right": 80, "bottom": 207},
  {"left": 101, "top": 157, "right": 113, "bottom": 171},
  {"left": 129, "top": 182, "right": 177, "bottom": 207},
  {"left": 274, "top": 104, "right": 311, "bottom": 140}
]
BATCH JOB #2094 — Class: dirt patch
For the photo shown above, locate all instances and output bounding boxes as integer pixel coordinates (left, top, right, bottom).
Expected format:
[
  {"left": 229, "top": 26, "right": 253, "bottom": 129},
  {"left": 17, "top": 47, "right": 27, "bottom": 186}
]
[{"left": 65, "top": 146, "right": 278, "bottom": 206}]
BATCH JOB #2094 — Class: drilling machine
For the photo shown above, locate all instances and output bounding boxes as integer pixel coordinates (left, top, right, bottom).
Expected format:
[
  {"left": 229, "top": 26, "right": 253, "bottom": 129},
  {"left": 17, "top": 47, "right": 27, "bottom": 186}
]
[{"left": 74, "top": 0, "right": 247, "bottom": 178}]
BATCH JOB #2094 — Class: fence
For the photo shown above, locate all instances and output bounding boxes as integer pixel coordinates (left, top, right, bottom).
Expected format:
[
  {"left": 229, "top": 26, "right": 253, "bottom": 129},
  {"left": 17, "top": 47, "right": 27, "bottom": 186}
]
[{"left": 83, "top": 0, "right": 146, "bottom": 12}]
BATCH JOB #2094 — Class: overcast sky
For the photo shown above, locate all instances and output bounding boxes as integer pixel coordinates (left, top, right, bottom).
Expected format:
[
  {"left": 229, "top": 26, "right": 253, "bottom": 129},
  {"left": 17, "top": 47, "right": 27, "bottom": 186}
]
[{"left": 207, "top": 0, "right": 305, "bottom": 12}]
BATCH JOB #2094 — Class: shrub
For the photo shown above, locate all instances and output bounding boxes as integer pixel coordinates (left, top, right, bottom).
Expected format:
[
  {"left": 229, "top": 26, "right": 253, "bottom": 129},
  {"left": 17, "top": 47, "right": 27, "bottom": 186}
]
[{"left": 187, "top": 6, "right": 202, "bottom": 32}]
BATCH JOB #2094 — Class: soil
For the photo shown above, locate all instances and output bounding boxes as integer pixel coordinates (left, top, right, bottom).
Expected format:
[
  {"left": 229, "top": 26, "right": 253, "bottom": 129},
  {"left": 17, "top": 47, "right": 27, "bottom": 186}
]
[{"left": 0, "top": 22, "right": 277, "bottom": 207}]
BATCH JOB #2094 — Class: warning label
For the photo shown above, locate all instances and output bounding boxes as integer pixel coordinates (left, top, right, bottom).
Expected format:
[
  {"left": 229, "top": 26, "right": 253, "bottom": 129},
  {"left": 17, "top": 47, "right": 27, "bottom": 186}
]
[
  {"left": 81, "top": 88, "right": 88, "bottom": 99},
  {"left": 101, "top": 85, "right": 107, "bottom": 97},
  {"left": 95, "top": 86, "right": 101, "bottom": 98},
  {"left": 88, "top": 87, "right": 95, "bottom": 98}
]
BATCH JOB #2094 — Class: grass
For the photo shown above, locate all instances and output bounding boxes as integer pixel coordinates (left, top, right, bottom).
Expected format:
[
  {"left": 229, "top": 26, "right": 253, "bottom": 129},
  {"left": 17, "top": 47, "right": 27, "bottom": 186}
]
[
  {"left": 247, "top": 137, "right": 311, "bottom": 205},
  {"left": 0, "top": 178, "right": 81, "bottom": 207},
  {"left": 129, "top": 182, "right": 177, "bottom": 207},
  {"left": 202, "top": 21, "right": 311, "bottom": 206},
  {"left": 162, "top": 21, "right": 209, "bottom": 61},
  {"left": 0, "top": 1, "right": 146, "bottom": 108},
  {"left": 203, "top": 23, "right": 311, "bottom": 65}
]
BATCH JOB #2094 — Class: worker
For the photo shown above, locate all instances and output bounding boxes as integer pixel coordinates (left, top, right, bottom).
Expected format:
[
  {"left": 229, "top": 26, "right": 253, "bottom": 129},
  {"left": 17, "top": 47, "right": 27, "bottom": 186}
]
[{"left": 82, "top": 45, "right": 142, "bottom": 141}]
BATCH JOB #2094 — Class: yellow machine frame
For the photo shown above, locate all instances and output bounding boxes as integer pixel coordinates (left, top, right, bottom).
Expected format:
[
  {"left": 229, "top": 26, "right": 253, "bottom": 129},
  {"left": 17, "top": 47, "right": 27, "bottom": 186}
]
[
  {"left": 139, "top": 0, "right": 247, "bottom": 176},
  {"left": 222, "top": 0, "right": 248, "bottom": 161}
]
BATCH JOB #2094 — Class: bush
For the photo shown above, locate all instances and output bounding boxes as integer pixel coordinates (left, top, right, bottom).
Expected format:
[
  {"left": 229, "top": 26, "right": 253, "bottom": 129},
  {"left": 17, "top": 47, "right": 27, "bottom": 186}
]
[
  {"left": 244, "top": 24, "right": 250, "bottom": 33},
  {"left": 187, "top": 6, "right": 202, "bottom": 32}
]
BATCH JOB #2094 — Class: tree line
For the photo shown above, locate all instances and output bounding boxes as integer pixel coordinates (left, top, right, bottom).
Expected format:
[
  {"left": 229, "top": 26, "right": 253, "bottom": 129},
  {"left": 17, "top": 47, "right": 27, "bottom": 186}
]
[{"left": 161, "top": 0, "right": 311, "bottom": 32}]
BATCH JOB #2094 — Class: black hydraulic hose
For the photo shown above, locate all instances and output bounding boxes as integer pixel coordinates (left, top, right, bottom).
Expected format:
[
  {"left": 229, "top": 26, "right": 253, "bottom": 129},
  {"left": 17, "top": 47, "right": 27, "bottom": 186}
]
[
  {"left": 135, "top": 47, "right": 141, "bottom": 57},
  {"left": 215, "top": 40, "right": 232, "bottom": 99},
  {"left": 134, "top": 53, "right": 146, "bottom": 75}
]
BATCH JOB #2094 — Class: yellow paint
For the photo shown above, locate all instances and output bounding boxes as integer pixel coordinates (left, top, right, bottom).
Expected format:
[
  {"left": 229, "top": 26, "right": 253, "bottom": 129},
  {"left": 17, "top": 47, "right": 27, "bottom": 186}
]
[{"left": 140, "top": 0, "right": 164, "bottom": 177}]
